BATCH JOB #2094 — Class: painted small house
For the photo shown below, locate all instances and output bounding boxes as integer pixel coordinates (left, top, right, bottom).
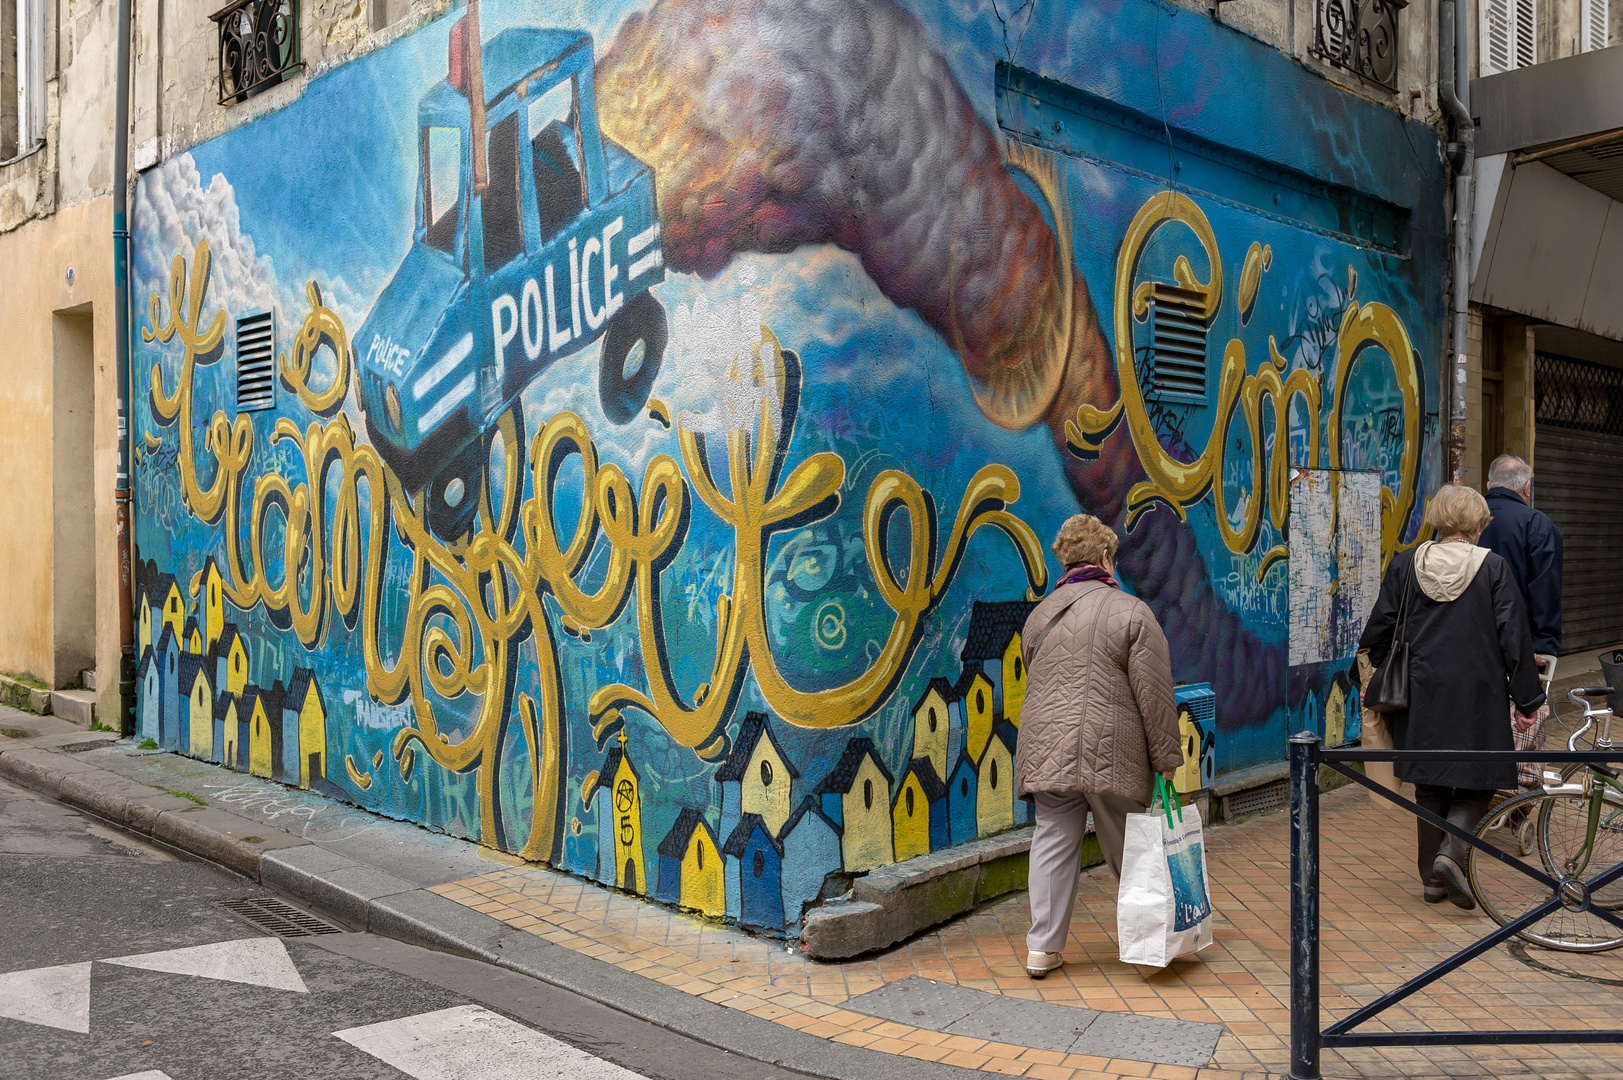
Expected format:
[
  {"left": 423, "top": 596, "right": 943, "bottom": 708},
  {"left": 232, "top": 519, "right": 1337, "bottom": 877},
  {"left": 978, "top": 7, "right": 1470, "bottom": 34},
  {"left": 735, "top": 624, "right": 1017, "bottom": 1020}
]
[
  {"left": 715, "top": 711, "right": 799, "bottom": 846},
  {"left": 213, "top": 623, "right": 249, "bottom": 697},
  {"left": 655, "top": 807, "right": 724, "bottom": 916},
  {"left": 281, "top": 668, "right": 328, "bottom": 788},
  {"left": 585, "top": 740, "right": 647, "bottom": 894},
  {"left": 959, "top": 600, "right": 1037, "bottom": 723},
  {"left": 815, "top": 737, "right": 894, "bottom": 872},
  {"left": 200, "top": 556, "right": 226, "bottom": 653},
  {"left": 156, "top": 626, "right": 181, "bottom": 751},
  {"left": 247, "top": 684, "right": 285, "bottom": 780},
  {"left": 234, "top": 687, "right": 258, "bottom": 772},
  {"left": 976, "top": 719, "right": 1021, "bottom": 837},
  {"left": 723, "top": 813, "right": 784, "bottom": 931},
  {"left": 947, "top": 750, "right": 978, "bottom": 846},
  {"left": 910, "top": 677, "right": 957, "bottom": 782},
  {"left": 183, "top": 617, "right": 203, "bottom": 656},
  {"left": 779, "top": 796, "right": 842, "bottom": 929},
  {"left": 181, "top": 653, "right": 213, "bottom": 759},
  {"left": 956, "top": 668, "right": 995, "bottom": 765},
  {"left": 213, "top": 691, "right": 237, "bottom": 766},
  {"left": 893, "top": 756, "right": 948, "bottom": 859},
  {"left": 139, "top": 646, "right": 159, "bottom": 743},
  {"left": 138, "top": 590, "right": 153, "bottom": 657},
  {"left": 153, "top": 573, "right": 184, "bottom": 644},
  {"left": 1172, "top": 683, "right": 1218, "bottom": 794}
]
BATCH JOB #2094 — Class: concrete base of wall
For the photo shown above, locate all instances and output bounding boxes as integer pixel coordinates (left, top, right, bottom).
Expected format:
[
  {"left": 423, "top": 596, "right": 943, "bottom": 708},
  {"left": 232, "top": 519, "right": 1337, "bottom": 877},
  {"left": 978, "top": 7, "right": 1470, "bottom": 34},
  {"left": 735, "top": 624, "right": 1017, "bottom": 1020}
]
[
  {"left": 0, "top": 674, "right": 50, "bottom": 715},
  {"left": 51, "top": 688, "right": 97, "bottom": 727},
  {"left": 799, "top": 826, "right": 1105, "bottom": 960}
]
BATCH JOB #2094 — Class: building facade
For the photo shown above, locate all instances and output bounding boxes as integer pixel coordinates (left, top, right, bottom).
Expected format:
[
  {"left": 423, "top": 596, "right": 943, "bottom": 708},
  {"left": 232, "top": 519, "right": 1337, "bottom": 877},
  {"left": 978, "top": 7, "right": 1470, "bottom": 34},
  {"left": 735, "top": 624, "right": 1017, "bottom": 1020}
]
[
  {"left": 0, "top": 0, "right": 126, "bottom": 721},
  {"left": 1466, "top": 1, "right": 1622, "bottom": 655},
  {"left": 1, "top": 0, "right": 1460, "bottom": 930}
]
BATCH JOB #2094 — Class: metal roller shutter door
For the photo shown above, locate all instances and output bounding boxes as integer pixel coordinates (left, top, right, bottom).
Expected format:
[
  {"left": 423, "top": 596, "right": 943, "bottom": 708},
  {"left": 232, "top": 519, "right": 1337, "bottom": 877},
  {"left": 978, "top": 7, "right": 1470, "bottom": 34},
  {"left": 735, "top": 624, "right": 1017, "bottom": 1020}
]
[{"left": 1534, "top": 354, "right": 1623, "bottom": 655}]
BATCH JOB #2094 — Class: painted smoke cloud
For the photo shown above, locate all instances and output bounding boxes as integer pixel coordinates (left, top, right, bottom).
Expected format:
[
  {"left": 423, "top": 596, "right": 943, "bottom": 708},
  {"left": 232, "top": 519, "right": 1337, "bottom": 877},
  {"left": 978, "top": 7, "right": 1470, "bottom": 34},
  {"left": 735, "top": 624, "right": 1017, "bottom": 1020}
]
[{"left": 595, "top": 0, "right": 1067, "bottom": 428}]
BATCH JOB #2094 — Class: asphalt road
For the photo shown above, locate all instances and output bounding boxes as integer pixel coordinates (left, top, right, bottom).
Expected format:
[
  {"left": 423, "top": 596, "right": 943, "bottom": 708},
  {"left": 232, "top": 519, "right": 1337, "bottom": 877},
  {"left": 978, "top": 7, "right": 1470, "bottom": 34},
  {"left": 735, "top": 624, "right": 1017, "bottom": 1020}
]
[{"left": 0, "top": 774, "right": 811, "bottom": 1080}]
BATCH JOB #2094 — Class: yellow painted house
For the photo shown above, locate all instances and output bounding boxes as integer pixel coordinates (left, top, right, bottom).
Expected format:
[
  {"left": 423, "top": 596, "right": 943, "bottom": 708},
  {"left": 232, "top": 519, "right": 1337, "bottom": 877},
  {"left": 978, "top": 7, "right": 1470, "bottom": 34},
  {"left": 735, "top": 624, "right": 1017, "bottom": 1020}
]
[
  {"left": 892, "top": 757, "right": 947, "bottom": 861},
  {"left": 959, "top": 670, "right": 995, "bottom": 765},
  {"left": 910, "top": 678, "right": 954, "bottom": 781},
  {"left": 214, "top": 625, "right": 249, "bottom": 697},
  {"left": 715, "top": 712, "right": 799, "bottom": 837},
  {"left": 1001, "top": 633, "right": 1028, "bottom": 725},
  {"left": 184, "top": 618, "right": 203, "bottom": 656},
  {"left": 183, "top": 657, "right": 213, "bottom": 759},
  {"left": 657, "top": 808, "right": 724, "bottom": 916},
  {"left": 138, "top": 591, "right": 152, "bottom": 657},
  {"left": 284, "top": 668, "right": 328, "bottom": 787},
  {"left": 816, "top": 737, "right": 895, "bottom": 872},
  {"left": 158, "top": 576, "right": 184, "bottom": 643},
  {"left": 976, "top": 721, "right": 1018, "bottom": 838},
  {"left": 246, "top": 690, "right": 276, "bottom": 779},
  {"left": 218, "top": 694, "right": 242, "bottom": 769},
  {"left": 199, "top": 557, "right": 226, "bottom": 653},
  {"left": 1326, "top": 681, "right": 1348, "bottom": 748},
  {"left": 586, "top": 741, "right": 648, "bottom": 894}
]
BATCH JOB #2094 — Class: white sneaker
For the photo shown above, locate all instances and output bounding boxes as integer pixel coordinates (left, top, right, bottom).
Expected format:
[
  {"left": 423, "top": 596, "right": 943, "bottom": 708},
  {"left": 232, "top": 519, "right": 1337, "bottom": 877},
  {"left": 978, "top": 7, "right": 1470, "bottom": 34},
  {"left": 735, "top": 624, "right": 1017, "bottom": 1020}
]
[{"left": 1025, "top": 950, "right": 1064, "bottom": 978}]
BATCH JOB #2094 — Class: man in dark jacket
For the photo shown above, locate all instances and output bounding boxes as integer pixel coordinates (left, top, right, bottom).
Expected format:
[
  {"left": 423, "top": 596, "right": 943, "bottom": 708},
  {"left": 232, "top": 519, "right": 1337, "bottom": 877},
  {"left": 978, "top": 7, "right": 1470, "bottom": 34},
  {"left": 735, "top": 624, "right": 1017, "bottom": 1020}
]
[{"left": 1478, "top": 454, "right": 1563, "bottom": 659}]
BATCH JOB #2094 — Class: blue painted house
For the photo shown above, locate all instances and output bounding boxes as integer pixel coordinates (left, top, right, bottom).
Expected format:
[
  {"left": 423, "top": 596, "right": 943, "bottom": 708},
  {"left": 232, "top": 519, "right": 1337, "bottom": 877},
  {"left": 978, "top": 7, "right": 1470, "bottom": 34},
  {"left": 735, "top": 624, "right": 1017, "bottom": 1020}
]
[
  {"left": 779, "top": 796, "right": 842, "bottom": 929},
  {"left": 947, "top": 750, "right": 979, "bottom": 847},
  {"left": 723, "top": 813, "right": 784, "bottom": 932},
  {"left": 156, "top": 626, "right": 180, "bottom": 750},
  {"left": 139, "top": 645, "right": 159, "bottom": 743}
]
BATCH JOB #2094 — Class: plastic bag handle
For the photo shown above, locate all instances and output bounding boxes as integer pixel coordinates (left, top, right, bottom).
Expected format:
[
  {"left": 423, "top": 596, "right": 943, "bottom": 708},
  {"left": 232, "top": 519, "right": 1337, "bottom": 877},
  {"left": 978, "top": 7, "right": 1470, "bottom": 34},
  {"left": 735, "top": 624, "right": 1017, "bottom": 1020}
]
[{"left": 1152, "top": 775, "right": 1183, "bottom": 829}]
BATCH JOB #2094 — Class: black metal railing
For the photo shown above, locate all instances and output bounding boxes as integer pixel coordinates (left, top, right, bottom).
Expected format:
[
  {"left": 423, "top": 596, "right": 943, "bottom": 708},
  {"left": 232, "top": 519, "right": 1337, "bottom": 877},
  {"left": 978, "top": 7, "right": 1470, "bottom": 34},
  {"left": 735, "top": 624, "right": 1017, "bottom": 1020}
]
[
  {"left": 1288, "top": 732, "right": 1623, "bottom": 1080},
  {"left": 1310, "top": 0, "right": 1402, "bottom": 90},
  {"left": 210, "top": 0, "right": 301, "bottom": 105}
]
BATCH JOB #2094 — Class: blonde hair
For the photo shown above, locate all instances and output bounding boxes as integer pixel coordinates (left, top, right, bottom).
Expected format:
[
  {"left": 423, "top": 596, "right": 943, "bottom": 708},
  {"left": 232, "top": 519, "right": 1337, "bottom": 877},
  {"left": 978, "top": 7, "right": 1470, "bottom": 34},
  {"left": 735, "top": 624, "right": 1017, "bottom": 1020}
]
[
  {"left": 1052, "top": 514, "right": 1120, "bottom": 568},
  {"left": 1425, "top": 483, "right": 1492, "bottom": 537}
]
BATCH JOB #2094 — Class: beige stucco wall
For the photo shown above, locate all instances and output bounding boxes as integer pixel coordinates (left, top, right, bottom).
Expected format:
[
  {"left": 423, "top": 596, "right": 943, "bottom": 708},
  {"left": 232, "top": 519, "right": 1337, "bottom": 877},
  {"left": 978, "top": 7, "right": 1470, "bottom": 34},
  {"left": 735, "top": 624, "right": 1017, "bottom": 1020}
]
[{"left": 0, "top": 194, "right": 123, "bottom": 720}]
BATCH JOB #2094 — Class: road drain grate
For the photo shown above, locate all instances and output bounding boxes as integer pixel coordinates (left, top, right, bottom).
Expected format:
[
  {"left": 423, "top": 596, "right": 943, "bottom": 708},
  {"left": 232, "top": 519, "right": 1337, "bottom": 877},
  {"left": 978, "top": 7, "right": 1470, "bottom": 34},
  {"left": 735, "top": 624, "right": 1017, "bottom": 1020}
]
[{"left": 216, "top": 897, "right": 345, "bottom": 938}]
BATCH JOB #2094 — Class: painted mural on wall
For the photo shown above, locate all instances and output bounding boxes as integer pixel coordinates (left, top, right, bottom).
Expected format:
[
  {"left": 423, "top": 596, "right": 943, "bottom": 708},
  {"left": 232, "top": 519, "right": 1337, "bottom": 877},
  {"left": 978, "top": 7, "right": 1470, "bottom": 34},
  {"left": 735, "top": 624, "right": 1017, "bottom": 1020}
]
[{"left": 132, "top": 0, "right": 1443, "bottom": 929}]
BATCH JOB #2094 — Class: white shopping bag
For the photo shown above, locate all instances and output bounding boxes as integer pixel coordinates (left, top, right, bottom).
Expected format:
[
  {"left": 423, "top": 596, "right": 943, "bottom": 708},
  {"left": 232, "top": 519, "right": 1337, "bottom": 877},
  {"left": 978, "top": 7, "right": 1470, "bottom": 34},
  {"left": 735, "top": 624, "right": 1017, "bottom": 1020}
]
[{"left": 1117, "top": 777, "right": 1214, "bottom": 968}]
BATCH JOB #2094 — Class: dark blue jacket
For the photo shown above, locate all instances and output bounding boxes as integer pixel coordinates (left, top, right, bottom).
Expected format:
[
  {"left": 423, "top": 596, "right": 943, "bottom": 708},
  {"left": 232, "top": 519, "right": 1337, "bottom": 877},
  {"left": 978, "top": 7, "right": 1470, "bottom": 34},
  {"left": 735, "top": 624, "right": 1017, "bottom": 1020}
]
[{"left": 1478, "top": 488, "right": 1563, "bottom": 656}]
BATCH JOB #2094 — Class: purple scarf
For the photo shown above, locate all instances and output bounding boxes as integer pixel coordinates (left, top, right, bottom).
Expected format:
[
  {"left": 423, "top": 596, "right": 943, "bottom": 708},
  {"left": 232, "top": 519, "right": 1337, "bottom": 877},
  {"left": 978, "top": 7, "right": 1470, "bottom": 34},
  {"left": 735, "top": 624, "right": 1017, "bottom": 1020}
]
[{"left": 1059, "top": 564, "right": 1120, "bottom": 590}]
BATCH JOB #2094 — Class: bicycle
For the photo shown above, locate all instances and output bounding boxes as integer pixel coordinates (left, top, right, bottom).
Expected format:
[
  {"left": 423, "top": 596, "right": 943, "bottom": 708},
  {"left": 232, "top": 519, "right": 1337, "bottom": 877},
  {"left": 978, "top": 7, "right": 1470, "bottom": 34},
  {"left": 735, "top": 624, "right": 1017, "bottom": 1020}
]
[{"left": 1467, "top": 677, "right": 1623, "bottom": 951}]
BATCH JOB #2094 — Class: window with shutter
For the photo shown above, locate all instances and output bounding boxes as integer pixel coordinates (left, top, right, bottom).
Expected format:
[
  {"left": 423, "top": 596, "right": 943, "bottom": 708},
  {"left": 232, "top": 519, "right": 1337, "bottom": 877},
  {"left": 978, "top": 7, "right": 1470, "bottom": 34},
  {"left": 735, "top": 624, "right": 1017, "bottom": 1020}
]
[
  {"left": 1513, "top": 0, "right": 1537, "bottom": 66},
  {"left": 1584, "top": 0, "right": 1609, "bottom": 50},
  {"left": 1480, "top": 0, "right": 1535, "bottom": 74},
  {"left": 1482, "top": 0, "right": 1514, "bottom": 72}
]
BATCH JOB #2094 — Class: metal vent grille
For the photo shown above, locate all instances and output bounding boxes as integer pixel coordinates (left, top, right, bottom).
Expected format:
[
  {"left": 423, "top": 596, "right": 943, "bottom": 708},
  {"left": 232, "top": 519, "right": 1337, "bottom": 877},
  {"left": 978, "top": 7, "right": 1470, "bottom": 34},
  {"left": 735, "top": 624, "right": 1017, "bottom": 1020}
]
[
  {"left": 215, "top": 896, "right": 343, "bottom": 937},
  {"left": 1221, "top": 779, "right": 1288, "bottom": 821},
  {"left": 235, "top": 311, "right": 276, "bottom": 412},
  {"left": 1148, "top": 285, "right": 1208, "bottom": 404}
]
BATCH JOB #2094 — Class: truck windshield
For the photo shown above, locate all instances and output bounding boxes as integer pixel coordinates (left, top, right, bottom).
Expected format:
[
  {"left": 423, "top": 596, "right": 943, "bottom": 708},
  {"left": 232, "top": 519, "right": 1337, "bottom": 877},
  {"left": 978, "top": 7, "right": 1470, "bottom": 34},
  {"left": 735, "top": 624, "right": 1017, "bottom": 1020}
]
[
  {"left": 528, "top": 78, "right": 585, "bottom": 243},
  {"left": 423, "top": 125, "right": 463, "bottom": 255}
]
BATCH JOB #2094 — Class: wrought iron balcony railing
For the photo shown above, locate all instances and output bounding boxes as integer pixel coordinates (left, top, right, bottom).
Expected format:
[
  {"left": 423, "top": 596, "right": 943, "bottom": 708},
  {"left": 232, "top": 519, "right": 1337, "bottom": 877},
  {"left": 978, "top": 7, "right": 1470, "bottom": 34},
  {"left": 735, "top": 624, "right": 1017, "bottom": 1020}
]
[
  {"left": 210, "top": 0, "right": 301, "bottom": 105},
  {"left": 1311, "top": 0, "right": 1403, "bottom": 91}
]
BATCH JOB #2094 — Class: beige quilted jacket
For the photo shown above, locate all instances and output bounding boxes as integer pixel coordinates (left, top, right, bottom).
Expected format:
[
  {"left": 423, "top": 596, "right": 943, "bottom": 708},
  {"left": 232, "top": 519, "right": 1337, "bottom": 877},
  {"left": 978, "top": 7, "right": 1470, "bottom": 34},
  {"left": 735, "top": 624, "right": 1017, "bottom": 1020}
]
[{"left": 1014, "top": 581, "right": 1182, "bottom": 802}]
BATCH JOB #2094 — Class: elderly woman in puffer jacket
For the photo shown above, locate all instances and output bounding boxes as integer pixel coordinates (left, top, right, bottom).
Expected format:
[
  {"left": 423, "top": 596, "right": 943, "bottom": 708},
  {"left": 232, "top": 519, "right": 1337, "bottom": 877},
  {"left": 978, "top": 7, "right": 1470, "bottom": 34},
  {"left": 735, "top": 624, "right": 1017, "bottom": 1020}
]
[{"left": 1015, "top": 514, "right": 1183, "bottom": 978}]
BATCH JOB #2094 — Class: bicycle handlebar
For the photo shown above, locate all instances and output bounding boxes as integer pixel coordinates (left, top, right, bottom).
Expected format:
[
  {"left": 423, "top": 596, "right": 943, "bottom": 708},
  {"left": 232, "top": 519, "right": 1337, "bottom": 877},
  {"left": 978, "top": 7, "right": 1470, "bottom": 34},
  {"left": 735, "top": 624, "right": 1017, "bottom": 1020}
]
[{"left": 1569, "top": 686, "right": 1616, "bottom": 703}]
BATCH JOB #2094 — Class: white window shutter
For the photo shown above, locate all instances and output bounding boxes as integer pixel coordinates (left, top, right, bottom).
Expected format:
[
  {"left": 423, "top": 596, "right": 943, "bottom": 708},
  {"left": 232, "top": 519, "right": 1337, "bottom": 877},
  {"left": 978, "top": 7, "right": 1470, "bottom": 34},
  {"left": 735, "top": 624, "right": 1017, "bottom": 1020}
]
[
  {"left": 1481, "top": 0, "right": 1515, "bottom": 72},
  {"left": 1584, "top": 0, "right": 1609, "bottom": 50},
  {"left": 1513, "top": 0, "right": 1537, "bottom": 67}
]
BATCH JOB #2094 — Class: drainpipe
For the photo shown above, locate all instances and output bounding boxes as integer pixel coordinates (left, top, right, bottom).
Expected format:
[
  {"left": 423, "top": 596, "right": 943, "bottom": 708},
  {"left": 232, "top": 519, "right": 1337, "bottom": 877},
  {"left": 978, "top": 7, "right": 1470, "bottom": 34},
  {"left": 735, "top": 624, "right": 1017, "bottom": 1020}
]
[
  {"left": 1439, "top": 0, "right": 1475, "bottom": 482},
  {"left": 113, "top": 0, "right": 135, "bottom": 734}
]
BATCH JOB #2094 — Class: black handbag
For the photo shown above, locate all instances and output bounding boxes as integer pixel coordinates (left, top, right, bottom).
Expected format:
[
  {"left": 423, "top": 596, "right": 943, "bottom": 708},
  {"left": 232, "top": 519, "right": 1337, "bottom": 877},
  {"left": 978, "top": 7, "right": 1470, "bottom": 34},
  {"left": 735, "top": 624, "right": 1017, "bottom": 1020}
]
[{"left": 1367, "top": 561, "right": 1414, "bottom": 714}]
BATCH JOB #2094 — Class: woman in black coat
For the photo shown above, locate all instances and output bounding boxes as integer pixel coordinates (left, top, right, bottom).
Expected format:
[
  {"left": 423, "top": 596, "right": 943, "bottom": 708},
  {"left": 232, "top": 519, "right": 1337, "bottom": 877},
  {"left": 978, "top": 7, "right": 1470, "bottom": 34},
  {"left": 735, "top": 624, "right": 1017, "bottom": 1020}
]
[{"left": 1359, "top": 484, "right": 1547, "bottom": 908}]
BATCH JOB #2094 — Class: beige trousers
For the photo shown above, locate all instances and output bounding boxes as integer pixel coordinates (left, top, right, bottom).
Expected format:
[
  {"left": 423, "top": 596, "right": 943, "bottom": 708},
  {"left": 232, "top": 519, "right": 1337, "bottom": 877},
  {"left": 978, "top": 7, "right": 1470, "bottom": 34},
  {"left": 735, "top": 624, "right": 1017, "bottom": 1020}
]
[{"left": 1027, "top": 790, "right": 1146, "bottom": 954}]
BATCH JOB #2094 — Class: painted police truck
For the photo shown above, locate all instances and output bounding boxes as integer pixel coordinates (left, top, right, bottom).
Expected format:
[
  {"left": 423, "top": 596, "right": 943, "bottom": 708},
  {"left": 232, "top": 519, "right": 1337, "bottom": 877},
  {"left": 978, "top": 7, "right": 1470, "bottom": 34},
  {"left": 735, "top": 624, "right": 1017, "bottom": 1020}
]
[{"left": 356, "top": 23, "right": 667, "bottom": 539}]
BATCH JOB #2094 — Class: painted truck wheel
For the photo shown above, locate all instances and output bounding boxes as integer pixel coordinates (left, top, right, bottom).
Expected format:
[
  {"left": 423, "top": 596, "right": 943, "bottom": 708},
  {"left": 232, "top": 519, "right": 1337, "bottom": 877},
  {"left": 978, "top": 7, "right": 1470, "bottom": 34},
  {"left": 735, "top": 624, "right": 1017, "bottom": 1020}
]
[
  {"left": 598, "top": 292, "right": 668, "bottom": 425},
  {"left": 426, "top": 436, "right": 485, "bottom": 541}
]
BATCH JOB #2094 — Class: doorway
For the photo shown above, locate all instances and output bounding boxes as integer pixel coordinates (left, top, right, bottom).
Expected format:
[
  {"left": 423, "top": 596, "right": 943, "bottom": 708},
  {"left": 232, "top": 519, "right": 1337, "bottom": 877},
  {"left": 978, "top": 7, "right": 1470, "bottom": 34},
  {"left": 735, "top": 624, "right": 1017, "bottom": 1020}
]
[{"left": 53, "top": 306, "right": 96, "bottom": 687}]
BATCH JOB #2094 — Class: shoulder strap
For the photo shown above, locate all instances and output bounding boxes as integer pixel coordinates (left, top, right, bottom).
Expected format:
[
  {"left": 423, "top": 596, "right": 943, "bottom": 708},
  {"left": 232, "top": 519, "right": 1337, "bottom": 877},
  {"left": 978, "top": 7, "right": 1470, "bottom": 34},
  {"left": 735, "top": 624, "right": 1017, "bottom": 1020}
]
[{"left": 1023, "top": 581, "right": 1110, "bottom": 663}]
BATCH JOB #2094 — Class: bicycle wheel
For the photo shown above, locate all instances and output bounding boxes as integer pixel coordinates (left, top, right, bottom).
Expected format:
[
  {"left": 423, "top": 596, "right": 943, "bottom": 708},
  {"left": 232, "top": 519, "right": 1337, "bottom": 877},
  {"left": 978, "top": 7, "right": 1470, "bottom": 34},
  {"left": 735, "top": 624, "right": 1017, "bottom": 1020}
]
[
  {"left": 1468, "top": 788, "right": 1623, "bottom": 951},
  {"left": 1539, "top": 780, "right": 1623, "bottom": 913}
]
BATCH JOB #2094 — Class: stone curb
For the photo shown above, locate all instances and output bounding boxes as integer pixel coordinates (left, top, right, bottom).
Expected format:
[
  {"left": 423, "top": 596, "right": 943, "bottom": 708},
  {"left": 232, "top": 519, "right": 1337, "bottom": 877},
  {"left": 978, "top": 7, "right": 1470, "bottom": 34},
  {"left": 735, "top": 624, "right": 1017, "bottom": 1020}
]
[{"left": 0, "top": 738, "right": 992, "bottom": 1080}]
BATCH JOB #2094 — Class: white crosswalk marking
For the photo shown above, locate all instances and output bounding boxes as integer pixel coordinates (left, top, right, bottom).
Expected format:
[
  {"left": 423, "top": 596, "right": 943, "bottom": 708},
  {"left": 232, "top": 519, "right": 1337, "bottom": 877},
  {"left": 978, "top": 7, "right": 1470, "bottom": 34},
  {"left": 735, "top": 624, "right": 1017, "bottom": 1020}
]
[
  {"left": 102, "top": 937, "right": 307, "bottom": 993},
  {"left": 102, "top": 1071, "right": 177, "bottom": 1080},
  {"left": 0, "top": 961, "right": 92, "bottom": 1033},
  {"left": 333, "top": 1004, "right": 643, "bottom": 1079}
]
